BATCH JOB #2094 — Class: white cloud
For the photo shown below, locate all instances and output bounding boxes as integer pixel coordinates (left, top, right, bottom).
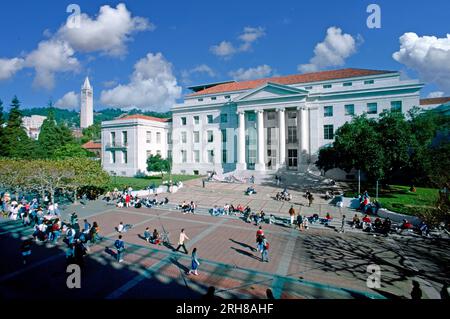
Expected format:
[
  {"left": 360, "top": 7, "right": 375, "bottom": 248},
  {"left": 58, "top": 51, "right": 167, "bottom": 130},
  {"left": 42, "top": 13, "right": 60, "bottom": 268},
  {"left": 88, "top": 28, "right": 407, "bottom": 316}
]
[
  {"left": 55, "top": 91, "right": 79, "bottom": 109},
  {"left": 229, "top": 65, "right": 273, "bottom": 81},
  {"left": 100, "top": 52, "right": 182, "bottom": 111},
  {"left": 24, "top": 40, "right": 80, "bottom": 90},
  {"left": 0, "top": 58, "right": 24, "bottom": 80},
  {"left": 102, "top": 80, "right": 118, "bottom": 88},
  {"left": 427, "top": 91, "right": 445, "bottom": 98},
  {"left": 210, "top": 26, "right": 266, "bottom": 58},
  {"left": 210, "top": 41, "right": 237, "bottom": 58},
  {"left": 57, "top": 3, "right": 153, "bottom": 57},
  {"left": 298, "top": 26, "right": 358, "bottom": 73},
  {"left": 393, "top": 32, "right": 450, "bottom": 94},
  {"left": 181, "top": 64, "right": 216, "bottom": 84}
]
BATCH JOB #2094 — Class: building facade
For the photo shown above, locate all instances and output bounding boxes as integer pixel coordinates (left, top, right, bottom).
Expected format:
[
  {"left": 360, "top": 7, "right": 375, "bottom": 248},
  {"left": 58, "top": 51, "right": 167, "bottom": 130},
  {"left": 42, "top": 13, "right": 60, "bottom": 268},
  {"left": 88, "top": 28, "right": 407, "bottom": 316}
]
[
  {"left": 22, "top": 115, "right": 47, "bottom": 140},
  {"left": 80, "top": 77, "right": 94, "bottom": 129},
  {"left": 170, "top": 68, "right": 423, "bottom": 175},
  {"left": 101, "top": 115, "right": 171, "bottom": 176}
]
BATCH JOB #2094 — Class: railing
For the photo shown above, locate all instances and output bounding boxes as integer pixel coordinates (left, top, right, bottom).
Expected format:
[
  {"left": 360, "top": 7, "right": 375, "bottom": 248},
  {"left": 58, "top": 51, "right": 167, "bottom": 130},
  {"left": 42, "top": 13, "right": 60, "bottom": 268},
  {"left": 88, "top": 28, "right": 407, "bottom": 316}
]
[{"left": 105, "top": 142, "right": 128, "bottom": 149}]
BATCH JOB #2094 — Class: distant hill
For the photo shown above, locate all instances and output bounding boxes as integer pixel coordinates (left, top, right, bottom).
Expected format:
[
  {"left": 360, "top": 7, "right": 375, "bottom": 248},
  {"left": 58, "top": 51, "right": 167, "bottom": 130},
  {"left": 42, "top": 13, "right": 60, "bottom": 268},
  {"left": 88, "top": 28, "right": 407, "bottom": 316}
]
[{"left": 5, "top": 107, "right": 172, "bottom": 127}]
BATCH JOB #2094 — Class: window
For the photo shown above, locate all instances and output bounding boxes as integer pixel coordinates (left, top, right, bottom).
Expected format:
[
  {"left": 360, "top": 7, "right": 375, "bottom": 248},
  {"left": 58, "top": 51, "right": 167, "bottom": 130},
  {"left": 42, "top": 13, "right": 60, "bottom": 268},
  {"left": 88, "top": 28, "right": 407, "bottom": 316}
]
[
  {"left": 222, "top": 150, "right": 227, "bottom": 163},
  {"left": 181, "top": 132, "right": 187, "bottom": 143},
  {"left": 220, "top": 113, "right": 228, "bottom": 123},
  {"left": 324, "top": 106, "right": 333, "bottom": 117},
  {"left": 391, "top": 101, "right": 402, "bottom": 112},
  {"left": 122, "top": 131, "right": 128, "bottom": 145},
  {"left": 364, "top": 79, "right": 374, "bottom": 85},
  {"left": 167, "top": 150, "right": 172, "bottom": 160},
  {"left": 288, "top": 126, "right": 297, "bottom": 143},
  {"left": 181, "top": 117, "right": 187, "bottom": 125},
  {"left": 207, "top": 130, "right": 214, "bottom": 143},
  {"left": 323, "top": 84, "right": 332, "bottom": 89},
  {"left": 211, "top": 97, "right": 217, "bottom": 101},
  {"left": 208, "top": 150, "right": 214, "bottom": 163},
  {"left": 156, "top": 132, "right": 161, "bottom": 144},
  {"left": 305, "top": 86, "right": 313, "bottom": 90},
  {"left": 247, "top": 112, "right": 256, "bottom": 121},
  {"left": 207, "top": 114, "right": 213, "bottom": 124},
  {"left": 267, "top": 112, "right": 276, "bottom": 120},
  {"left": 110, "top": 132, "right": 116, "bottom": 146},
  {"left": 194, "top": 116, "right": 199, "bottom": 125},
  {"left": 146, "top": 131, "right": 152, "bottom": 143},
  {"left": 193, "top": 131, "right": 200, "bottom": 143},
  {"left": 193, "top": 150, "right": 200, "bottom": 163},
  {"left": 111, "top": 151, "right": 116, "bottom": 163},
  {"left": 146, "top": 150, "right": 152, "bottom": 158},
  {"left": 181, "top": 150, "right": 187, "bottom": 163},
  {"left": 221, "top": 129, "right": 227, "bottom": 143},
  {"left": 343, "top": 82, "right": 352, "bottom": 87},
  {"left": 367, "top": 103, "right": 378, "bottom": 114},
  {"left": 324, "top": 125, "right": 334, "bottom": 140},
  {"left": 345, "top": 104, "right": 355, "bottom": 116},
  {"left": 198, "top": 98, "right": 203, "bottom": 102},
  {"left": 156, "top": 150, "right": 161, "bottom": 156},
  {"left": 167, "top": 132, "right": 172, "bottom": 144},
  {"left": 287, "top": 112, "right": 297, "bottom": 119},
  {"left": 225, "top": 95, "right": 230, "bottom": 99},
  {"left": 122, "top": 151, "right": 128, "bottom": 164}
]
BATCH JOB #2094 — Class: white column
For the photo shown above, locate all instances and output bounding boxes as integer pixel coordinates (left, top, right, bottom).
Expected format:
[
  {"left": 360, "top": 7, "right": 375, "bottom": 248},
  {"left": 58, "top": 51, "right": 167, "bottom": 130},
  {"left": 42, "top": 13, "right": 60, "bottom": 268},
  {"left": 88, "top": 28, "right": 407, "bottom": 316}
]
[
  {"left": 301, "top": 106, "right": 310, "bottom": 164},
  {"left": 236, "top": 111, "right": 246, "bottom": 170},
  {"left": 255, "top": 109, "right": 265, "bottom": 171},
  {"left": 278, "top": 108, "right": 286, "bottom": 168}
]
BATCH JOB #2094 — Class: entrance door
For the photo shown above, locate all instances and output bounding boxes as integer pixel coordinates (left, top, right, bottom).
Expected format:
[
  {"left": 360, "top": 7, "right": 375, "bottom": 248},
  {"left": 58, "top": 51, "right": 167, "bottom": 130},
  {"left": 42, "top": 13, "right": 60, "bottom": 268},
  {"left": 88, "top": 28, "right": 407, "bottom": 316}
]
[
  {"left": 267, "top": 149, "right": 277, "bottom": 170},
  {"left": 288, "top": 149, "right": 298, "bottom": 169}
]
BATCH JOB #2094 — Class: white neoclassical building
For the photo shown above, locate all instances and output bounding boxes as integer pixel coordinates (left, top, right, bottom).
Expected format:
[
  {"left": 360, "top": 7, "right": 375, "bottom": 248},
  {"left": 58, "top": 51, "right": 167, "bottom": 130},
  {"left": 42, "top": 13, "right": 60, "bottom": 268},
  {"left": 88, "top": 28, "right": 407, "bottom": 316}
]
[
  {"left": 170, "top": 68, "right": 423, "bottom": 175},
  {"left": 101, "top": 115, "right": 171, "bottom": 176}
]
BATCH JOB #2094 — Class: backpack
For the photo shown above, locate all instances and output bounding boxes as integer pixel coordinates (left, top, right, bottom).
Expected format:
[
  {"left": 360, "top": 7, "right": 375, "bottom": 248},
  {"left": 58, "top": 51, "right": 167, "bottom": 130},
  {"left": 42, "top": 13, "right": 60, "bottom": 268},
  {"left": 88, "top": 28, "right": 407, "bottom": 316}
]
[{"left": 264, "top": 241, "right": 270, "bottom": 250}]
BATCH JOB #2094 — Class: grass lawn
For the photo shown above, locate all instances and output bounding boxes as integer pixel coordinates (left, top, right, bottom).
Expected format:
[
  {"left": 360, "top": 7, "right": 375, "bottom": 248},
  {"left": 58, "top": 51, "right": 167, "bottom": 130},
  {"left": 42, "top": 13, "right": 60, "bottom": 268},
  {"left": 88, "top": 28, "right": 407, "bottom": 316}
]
[
  {"left": 344, "top": 184, "right": 439, "bottom": 216},
  {"left": 108, "top": 174, "right": 201, "bottom": 191}
]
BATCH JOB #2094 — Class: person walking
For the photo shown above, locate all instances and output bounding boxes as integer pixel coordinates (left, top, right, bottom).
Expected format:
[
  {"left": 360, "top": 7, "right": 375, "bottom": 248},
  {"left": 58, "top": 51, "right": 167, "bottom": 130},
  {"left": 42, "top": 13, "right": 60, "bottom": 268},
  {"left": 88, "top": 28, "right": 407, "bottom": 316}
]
[
  {"left": 340, "top": 215, "right": 346, "bottom": 233},
  {"left": 114, "top": 235, "right": 125, "bottom": 263},
  {"left": 288, "top": 206, "right": 296, "bottom": 226},
  {"left": 296, "top": 214, "right": 304, "bottom": 231},
  {"left": 175, "top": 229, "right": 190, "bottom": 254},
  {"left": 308, "top": 193, "right": 314, "bottom": 207},
  {"left": 187, "top": 248, "right": 200, "bottom": 276},
  {"left": 259, "top": 236, "right": 269, "bottom": 262}
]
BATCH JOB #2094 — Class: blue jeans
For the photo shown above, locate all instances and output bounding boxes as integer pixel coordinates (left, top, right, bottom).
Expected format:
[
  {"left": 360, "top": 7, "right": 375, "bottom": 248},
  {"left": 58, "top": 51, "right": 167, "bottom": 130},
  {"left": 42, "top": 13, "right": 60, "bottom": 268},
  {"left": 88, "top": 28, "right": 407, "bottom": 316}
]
[
  {"left": 261, "top": 250, "right": 269, "bottom": 262},
  {"left": 117, "top": 249, "right": 124, "bottom": 261}
]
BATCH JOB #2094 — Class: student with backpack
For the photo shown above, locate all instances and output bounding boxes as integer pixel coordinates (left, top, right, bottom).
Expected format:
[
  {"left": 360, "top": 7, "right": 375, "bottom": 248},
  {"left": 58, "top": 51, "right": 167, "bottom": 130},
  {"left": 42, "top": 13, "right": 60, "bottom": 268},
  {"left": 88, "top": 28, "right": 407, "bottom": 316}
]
[
  {"left": 114, "top": 235, "right": 125, "bottom": 263},
  {"left": 260, "top": 236, "right": 269, "bottom": 263}
]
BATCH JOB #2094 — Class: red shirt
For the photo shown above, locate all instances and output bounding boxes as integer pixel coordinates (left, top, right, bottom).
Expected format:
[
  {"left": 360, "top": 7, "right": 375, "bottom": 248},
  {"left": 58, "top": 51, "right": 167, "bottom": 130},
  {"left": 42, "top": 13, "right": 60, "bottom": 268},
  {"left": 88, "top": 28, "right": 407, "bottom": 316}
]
[
  {"left": 125, "top": 195, "right": 130, "bottom": 203},
  {"left": 362, "top": 216, "right": 371, "bottom": 223}
]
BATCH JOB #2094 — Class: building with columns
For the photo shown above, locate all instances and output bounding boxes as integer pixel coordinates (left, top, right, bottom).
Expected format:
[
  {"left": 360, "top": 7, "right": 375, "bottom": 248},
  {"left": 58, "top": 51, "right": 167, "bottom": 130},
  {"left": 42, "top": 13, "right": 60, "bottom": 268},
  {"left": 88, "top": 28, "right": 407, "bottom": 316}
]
[
  {"left": 170, "top": 68, "right": 423, "bottom": 176},
  {"left": 80, "top": 77, "right": 94, "bottom": 129}
]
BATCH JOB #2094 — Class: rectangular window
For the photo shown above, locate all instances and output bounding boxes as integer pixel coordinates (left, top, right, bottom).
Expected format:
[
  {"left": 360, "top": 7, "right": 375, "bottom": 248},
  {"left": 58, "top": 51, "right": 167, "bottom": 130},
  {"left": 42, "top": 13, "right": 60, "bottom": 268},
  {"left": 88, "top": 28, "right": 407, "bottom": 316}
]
[
  {"left": 211, "top": 97, "right": 217, "bottom": 101},
  {"left": 367, "top": 103, "right": 378, "bottom": 114},
  {"left": 193, "top": 150, "right": 200, "bottom": 163},
  {"left": 167, "top": 132, "right": 172, "bottom": 144},
  {"left": 323, "top": 84, "right": 332, "bottom": 89},
  {"left": 222, "top": 150, "right": 227, "bottom": 163},
  {"left": 324, "top": 125, "right": 334, "bottom": 140},
  {"left": 288, "top": 126, "right": 297, "bottom": 143},
  {"left": 287, "top": 111, "right": 297, "bottom": 119},
  {"left": 221, "top": 129, "right": 227, "bottom": 143},
  {"left": 391, "top": 101, "right": 402, "bottom": 112},
  {"left": 364, "top": 80, "right": 374, "bottom": 85},
  {"left": 181, "top": 150, "right": 187, "bottom": 163},
  {"left": 207, "top": 130, "right": 214, "bottom": 143},
  {"left": 208, "top": 150, "right": 214, "bottom": 163},
  {"left": 198, "top": 98, "right": 203, "bottom": 102},
  {"left": 343, "top": 82, "right": 352, "bottom": 87},
  {"left": 122, "top": 131, "right": 128, "bottom": 145},
  {"left": 146, "top": 131, "right": 152, "bottom": 143},
  {"left": 194, "top": 116, "right": 199, "bottom": 125},
  {"left": 207, "top": 114, "right": 213, "bottom": 124},
  {"left": 220, "top": 113, "right": 228, "bottom": 123},
  {"left": 267, "top": 112, "right": 276, "bottom": 120},
  {"left": 181, "top": 132, "right": 187, "bottom": 143},
  {"left": 111, "top": 151, "right": 116, "bottom": 163},
  {"left": 193, "top": 131, "right": 200, "bottom": 143},
  {"left": 305, "top": 86, "right": 313, "bottom": 90},
  {"left": 181, "top": 117, "right": 187, "bottom": 125},
  {"left": 324, "top": 106, "right": 333, "bottom": 117},
  {"left": 156, "top": 132, "right": 161, "bottom": 144},
  {"left": 167, "top": 150, "right": 172, "bottom": 160},
  {"left": 345, "top": 104, "right": 355, "bottom": 116},
  {"left": 123, "top": 151, "right": 128, "bottom": 164},
  {"left": 146, "top": 150, "right": 152, "bottom": 158},
  {"left": 111, "top": 132, "right": 116, "bottom": 146}
]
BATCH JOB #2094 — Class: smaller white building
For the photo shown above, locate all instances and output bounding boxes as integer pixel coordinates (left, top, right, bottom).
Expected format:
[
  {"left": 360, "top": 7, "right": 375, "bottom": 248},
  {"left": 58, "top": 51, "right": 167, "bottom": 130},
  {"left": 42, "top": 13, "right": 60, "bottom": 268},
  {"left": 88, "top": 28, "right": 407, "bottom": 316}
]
[
  {"left": 101, "top": 115, "right": 171, "bottom": 177},
  {"left": 22, "top": 115, "right": 47, "bottom": 140}
]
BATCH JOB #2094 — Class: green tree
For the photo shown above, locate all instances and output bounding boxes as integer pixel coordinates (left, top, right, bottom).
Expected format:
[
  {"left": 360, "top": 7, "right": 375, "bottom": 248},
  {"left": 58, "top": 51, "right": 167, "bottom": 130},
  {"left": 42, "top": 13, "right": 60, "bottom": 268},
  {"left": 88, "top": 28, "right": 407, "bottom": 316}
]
[
  {"left": 54, "top": 143, "right": 93, "bottom": 159},
  {"left": 81, "top": 123, "right": 101, "bottom": 144},
  {"left": 3, "top": 96, "right": 32, "bottom": 158},
  {"left": 146, "top": 154, "right": 170, "bottom": 179}
]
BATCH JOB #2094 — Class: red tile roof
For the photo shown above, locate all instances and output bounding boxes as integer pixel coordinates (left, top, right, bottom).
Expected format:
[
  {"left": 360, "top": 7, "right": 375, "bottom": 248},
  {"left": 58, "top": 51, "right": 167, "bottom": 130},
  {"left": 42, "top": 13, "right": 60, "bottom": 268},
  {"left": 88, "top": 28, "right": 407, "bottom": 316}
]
[
  {"left": 420, "top": 97, "right": 450, "bottom": 105},
  {"left": 118, "top": 114, "right": 171, "bottom": 122},
  {"left": 82, "top": 141, "right": 102, "bottom": 150},
  {"left": 188, "top": 68, "right": 397, "bottom": 97}
]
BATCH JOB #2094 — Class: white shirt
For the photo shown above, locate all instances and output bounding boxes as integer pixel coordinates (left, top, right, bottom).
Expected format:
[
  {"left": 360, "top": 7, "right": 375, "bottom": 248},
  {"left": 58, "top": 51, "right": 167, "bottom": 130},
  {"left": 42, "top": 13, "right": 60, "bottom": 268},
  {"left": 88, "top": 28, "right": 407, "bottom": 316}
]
[
  {"left": 117, "top": 224, "right": 124, "bottom": 232},
  {"left": 178, "top": 232, "right": 189, "bottom": 245}
]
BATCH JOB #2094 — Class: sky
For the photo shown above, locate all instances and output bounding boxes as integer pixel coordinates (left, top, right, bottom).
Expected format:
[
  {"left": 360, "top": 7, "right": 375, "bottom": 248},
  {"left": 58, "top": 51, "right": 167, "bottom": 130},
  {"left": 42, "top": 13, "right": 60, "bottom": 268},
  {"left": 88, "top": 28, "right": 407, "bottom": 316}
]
[{"left": 0, "top": 0, "right": 449, "bottom": 112}]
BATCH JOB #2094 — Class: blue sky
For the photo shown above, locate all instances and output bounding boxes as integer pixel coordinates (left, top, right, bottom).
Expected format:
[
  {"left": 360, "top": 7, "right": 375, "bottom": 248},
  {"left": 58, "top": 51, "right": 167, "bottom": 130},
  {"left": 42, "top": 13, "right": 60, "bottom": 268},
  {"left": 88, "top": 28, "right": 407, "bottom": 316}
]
[{"left": 0, "top": 0, "right": 449, "bottom": 111}]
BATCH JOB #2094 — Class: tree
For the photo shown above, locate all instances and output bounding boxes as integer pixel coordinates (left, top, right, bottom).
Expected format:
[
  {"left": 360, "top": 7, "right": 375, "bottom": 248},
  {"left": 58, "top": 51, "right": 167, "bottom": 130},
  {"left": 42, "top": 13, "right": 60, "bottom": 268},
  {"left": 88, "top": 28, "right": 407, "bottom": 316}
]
[
  {"left": 53, "top": 143, "right": 93, "bottom": 159},
  {"left": 0, "top": 99, "right": 5, "bottom": 157},
  {"left": 81, "top": 123, "right": 101, "bottom": 144},
  {"left": 146, "top": 154, "right": 170, "bottom": 179},
  {"left": 3, "top": 96, "right": 32, "bottom": 158}
]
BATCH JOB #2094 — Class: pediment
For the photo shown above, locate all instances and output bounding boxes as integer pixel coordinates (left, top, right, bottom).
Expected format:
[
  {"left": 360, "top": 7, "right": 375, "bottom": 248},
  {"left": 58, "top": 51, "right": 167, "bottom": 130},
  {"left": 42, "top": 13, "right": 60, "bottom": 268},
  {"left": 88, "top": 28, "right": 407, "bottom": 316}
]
[{"left": 234, "top": 82, "right": 308, "bottom": 102}]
